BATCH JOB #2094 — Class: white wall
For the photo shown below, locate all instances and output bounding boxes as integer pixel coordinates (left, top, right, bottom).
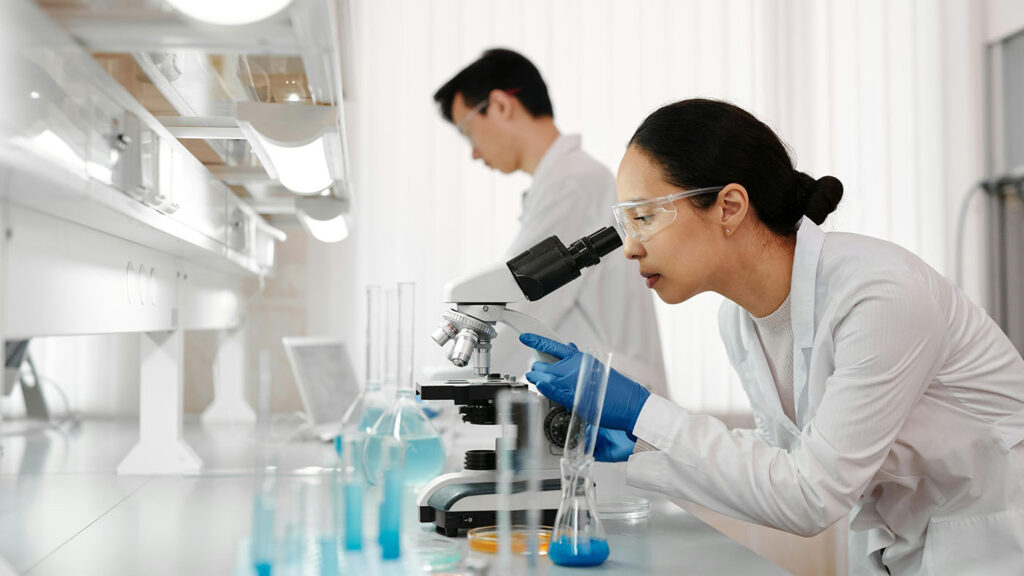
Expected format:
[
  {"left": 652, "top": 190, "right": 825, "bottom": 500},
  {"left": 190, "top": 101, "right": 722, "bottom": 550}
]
[
  {"left": 309, "top": 0, "right": 991, "bottom": 415},
  {"left": 12, "top": 1, "right": 994, "bottom": 421}
]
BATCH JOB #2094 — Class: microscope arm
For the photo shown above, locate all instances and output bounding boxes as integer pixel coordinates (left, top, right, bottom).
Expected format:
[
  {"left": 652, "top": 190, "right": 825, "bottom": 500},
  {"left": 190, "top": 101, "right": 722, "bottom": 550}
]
[{"left": 496, "top": 308, "right": 560, "bottom": 365}]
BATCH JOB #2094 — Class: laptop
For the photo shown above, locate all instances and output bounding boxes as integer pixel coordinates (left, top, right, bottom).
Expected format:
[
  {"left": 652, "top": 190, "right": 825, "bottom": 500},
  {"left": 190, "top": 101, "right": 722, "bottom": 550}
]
[{"left": 282, "top": 336, "right": 361, "bottom": 441}]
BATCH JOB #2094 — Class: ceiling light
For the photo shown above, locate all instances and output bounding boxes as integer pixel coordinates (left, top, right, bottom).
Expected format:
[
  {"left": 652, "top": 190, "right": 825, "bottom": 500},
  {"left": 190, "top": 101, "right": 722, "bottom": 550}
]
[
  {"left": 296, "top": 197, "right": 349, "bottom": 243},
  {"left": 237, "top": 102, "right": 343, "bottom": 196},
  {"left": 165, "top": 0, "right": 293, "bottom": 26}
]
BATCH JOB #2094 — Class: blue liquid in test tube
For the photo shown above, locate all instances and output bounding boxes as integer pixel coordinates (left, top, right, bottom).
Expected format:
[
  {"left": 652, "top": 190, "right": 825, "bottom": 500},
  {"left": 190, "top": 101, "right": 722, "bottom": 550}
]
[
  {"left": 379, "top": 467, "right": 401, "bottom": 560},
  {"left": 378, "top": 439, "right": 403, "bottom": 560},
  {"left": 344, "top": 482, "right": 363, "bottom": 551}
]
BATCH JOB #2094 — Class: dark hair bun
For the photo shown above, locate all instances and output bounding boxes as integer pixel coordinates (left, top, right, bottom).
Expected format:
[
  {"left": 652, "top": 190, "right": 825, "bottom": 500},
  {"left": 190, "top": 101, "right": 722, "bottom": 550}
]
[
  {"left": 629, "top": 99, "right": 843, "bottom": 234},
  {"left": 797, "top": 172, "right": 843, "bottom": 225}
]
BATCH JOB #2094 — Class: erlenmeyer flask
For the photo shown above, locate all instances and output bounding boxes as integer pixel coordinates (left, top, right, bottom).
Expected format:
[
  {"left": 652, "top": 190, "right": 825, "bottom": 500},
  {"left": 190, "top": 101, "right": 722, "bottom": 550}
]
[
  {"left": 549, "top": 351, "right": 612, "bottom": 567},
  {"left": 339, "top": 285, "right": 391, "bottom": 437},
  {"left": 363, "top": 282, "right": 445, "bottom": 488}
]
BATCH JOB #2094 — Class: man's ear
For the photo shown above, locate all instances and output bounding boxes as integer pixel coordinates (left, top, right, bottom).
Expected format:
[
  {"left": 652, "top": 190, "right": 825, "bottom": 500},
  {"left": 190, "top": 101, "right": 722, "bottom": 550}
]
[{"left": 489, "top": 89, "right": 515, "bottom": 121}]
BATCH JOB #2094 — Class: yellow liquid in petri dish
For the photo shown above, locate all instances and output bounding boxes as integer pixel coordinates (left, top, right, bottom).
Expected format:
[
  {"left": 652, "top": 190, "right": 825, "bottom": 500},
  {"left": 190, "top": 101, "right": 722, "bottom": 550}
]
[{"left": 467, "top": 526, "right": 552, "bottom": 555}]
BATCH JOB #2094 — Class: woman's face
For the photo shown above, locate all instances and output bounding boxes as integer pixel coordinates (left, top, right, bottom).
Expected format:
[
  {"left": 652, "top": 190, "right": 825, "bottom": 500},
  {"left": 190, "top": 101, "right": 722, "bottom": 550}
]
[{"left": 615, "top": 146, "right": 723, "bottom": 305}]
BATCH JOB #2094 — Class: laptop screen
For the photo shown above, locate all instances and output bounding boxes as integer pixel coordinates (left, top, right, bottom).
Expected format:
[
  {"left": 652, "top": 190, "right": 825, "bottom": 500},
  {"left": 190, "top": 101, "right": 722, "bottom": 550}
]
[{"left": 282, "top": 337, "right": 360, "bottom": 428}]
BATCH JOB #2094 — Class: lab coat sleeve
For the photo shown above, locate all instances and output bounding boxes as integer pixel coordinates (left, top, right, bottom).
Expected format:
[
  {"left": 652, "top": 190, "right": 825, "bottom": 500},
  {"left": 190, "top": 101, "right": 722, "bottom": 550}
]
[{"left": 626, "top": 276, "right": 950, "bottom": 537}]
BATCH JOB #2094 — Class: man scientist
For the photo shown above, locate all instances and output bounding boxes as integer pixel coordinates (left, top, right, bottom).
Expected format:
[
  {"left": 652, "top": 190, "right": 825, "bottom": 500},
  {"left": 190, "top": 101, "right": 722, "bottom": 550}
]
[{"left": 433, "top": 48, "right": 667, "bottom": 395}]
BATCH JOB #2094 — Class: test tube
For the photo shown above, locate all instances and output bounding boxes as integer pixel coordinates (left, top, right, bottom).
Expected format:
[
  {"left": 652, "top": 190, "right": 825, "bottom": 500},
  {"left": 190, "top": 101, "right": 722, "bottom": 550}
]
[
  {"left": 249, "top": 474, "right": 276, "bottom": 576},
  {"left": 319, "top": 471, "right": 341, "bottom": 576},
  {"left": 396, "top": 282, "right": 415, "bottom": 394},
  {"left": 383, "top": 287, "right": 398, "bottom": 392},
  {"left": 341, "top": 433, "right": 364, "bottom": 551},
  {"left": 366, "top": 285, "right": 383, "bottom": 389},
  {"left": 378, "top": 437, "right": 404, "bottom": 560}
]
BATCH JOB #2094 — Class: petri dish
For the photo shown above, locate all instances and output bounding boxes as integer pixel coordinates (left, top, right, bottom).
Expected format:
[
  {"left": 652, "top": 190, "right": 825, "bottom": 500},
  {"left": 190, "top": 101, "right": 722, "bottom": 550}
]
[
  {"left": 414, "top": 534, "right": 463, "bottom": 572},
  {"left": 467, "top": 525, "right": 552, "bottom": 556},
  {"left": 597, "top": 495, "right": 651, "bottom": 520}
]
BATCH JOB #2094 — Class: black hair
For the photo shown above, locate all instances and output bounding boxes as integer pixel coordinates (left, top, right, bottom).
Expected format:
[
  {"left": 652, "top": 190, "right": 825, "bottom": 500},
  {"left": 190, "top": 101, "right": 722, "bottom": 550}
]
[
  {"left": 628, "top": 99, "right": 843, "bottom": 235},
  {"left": 433, "top": 48, "right": 554, "bottom": 122}
]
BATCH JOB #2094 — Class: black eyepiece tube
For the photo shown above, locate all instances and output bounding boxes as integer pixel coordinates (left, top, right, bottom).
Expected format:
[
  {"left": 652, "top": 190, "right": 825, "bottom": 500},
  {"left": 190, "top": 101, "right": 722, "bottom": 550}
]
[
  {"left": 506, "top": 226, "right": 624, "bottom": 302},
  {"left": 567, "top": 226, "right": 621, "bottom": 268}
]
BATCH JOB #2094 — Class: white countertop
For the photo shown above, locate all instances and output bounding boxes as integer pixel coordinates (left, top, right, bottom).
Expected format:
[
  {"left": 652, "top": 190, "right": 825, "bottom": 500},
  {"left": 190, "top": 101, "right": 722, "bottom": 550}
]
[{"left": 0, "top": 416, "right": 791, "bottom": 575}]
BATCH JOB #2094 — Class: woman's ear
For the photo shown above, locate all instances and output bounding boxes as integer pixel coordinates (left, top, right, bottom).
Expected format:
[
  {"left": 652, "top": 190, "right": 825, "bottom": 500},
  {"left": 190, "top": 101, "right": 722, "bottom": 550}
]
[{"left": 718, "top": 184, "right": 749, "bottom": 236}]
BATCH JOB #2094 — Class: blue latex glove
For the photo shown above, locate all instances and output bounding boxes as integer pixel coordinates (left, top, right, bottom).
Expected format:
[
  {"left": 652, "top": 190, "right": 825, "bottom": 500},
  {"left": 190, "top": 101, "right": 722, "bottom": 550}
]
[
  {"left": 520, "top": 333, "right": 652, "bottom": 435},
  {"left": 589, "top": 426, "right": 636, "bottom": 463}
]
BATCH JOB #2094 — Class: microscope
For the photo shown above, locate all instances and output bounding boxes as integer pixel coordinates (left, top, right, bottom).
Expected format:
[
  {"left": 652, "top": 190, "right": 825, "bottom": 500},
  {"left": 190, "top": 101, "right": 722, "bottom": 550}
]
[{"left": 417, "top": 226, "right": 622, "bottom": 537}]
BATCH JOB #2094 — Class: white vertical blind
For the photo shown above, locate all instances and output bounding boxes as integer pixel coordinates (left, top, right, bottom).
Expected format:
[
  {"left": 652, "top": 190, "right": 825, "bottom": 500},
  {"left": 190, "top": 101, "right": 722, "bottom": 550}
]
[{"left": 312, "top": 0, "right": 986, "bottom": 415}]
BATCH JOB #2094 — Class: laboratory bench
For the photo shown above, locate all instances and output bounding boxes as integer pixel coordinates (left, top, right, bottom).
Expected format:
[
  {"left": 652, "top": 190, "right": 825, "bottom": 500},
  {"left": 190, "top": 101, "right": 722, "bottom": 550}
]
[{"left": 0, "top": 416, "right": 793, "bottom": 575}]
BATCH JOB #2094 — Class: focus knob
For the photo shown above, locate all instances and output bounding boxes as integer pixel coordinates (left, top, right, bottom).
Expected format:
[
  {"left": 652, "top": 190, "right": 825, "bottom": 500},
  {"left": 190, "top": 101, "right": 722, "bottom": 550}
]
[{"left": 464, "top": 449, "right": 497, "bottom": 471}]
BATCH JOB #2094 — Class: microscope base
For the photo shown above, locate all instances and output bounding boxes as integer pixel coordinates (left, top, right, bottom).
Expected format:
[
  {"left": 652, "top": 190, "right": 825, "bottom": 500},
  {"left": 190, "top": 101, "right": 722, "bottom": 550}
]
[
  {"left": 421, "top": 506, "right": 559, "bottom": 538},
  {"left": 418, "top": 478, "right": 563, "bottom": 537}
]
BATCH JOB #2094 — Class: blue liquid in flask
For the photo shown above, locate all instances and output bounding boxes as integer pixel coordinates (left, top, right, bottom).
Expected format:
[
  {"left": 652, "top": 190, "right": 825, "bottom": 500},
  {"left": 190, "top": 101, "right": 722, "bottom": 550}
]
[
  {"left": 548, "top": 537, "right": 610, "bottom": 567},
  {"left": 364, "top": 434, "right": 445, "bottom": 487},
  {"left": 357, "top": 405, "right": 386, "bottom": 433}
]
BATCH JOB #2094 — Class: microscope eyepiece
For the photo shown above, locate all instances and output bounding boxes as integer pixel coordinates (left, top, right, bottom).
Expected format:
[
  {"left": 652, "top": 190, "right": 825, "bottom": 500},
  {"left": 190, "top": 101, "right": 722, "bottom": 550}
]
[
  {"left": 566, "top": 226, "right": 622, "bottom": 268},
  {"left": 506, "top": 226, "right": 623, "bottom": 302}
]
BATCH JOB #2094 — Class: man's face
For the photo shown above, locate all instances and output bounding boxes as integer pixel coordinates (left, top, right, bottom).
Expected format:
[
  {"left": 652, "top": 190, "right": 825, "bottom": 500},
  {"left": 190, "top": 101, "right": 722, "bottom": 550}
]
[{"left": 450, "top": 91, "right": 519, "bottom": 173}]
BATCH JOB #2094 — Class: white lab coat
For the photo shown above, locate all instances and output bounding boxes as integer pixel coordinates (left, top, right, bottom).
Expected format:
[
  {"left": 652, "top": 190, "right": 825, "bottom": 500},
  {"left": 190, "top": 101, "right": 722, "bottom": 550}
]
[
  {"left": 496, "top": 134, "right": 667, "bottom": 396},
  {"left": 626, "top": 217, "right": 1024, "bottom": 575}
]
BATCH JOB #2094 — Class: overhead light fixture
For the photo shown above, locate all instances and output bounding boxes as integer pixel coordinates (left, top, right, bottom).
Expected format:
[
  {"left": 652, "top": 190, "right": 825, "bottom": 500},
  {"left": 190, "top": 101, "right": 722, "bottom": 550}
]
[
  {"left": 296, "top": 196, "right": 349, "bottom": 243},
  {"left": 165, "top": 0, "right": 293, "bottom": 26},
  {"left": 236, "top": 102, "right": 343, "bottom": 196}
]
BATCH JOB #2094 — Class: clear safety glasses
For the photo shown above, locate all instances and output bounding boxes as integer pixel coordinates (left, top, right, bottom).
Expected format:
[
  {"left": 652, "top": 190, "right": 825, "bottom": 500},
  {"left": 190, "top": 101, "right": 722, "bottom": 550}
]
[
  {"left": 456, "top": 98, "right": 488, "bottom": 141},
  {"left": 611, "top": 186, "right": 724, "bottom": 242},
  {"left": 455, "top": 88, "right": 521, "bottom": 142}
]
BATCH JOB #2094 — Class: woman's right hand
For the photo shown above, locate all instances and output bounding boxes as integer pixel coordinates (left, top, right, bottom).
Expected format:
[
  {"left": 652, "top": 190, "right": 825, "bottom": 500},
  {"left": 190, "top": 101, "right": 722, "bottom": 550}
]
[{"left": 520, "top": 332, "right": 652, "bottom": 435}]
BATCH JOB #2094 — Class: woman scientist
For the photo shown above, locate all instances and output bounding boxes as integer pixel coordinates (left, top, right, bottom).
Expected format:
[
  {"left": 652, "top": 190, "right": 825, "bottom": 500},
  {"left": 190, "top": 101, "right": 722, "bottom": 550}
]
[{"left": 520, "top": 99, "right": 1024, "bottom": 575}]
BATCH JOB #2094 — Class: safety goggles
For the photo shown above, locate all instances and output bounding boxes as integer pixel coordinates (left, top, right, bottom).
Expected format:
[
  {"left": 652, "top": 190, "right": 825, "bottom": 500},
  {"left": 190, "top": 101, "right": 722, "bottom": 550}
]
[
  {"left": 455, "top": 88, "right": 521, "bottom": 142},
  {"left": 456, "top": 98, "right": 488, "bottom": 141},
  {"left": 611, "top": 186, "right": 724, "bottom": 242}
]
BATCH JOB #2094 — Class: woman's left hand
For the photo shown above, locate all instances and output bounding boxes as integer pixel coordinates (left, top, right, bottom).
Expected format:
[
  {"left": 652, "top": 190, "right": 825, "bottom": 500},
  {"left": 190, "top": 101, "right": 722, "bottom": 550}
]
[{"left": 591, "top": 426, "right": 636, "bottom": 462}]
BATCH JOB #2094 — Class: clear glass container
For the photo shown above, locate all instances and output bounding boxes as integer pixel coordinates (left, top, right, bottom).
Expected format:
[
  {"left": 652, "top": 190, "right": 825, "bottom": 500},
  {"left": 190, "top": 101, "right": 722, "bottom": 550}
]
[
  {"left": 496, "top": 390, "right": 546, "bottom": 572},
  {"left": 548, "top": 351, "right": 612, "bottom": 567},
  {"left": 597, "top": 495, "right": 651, "bottom": 521},
  {"left": 363, "top": 283, "right": 445, "bottom": 488},
  {"left": 339, "top": 285, "right": 391, "bottom": 437},
  {"left": 467, "top": 525, "right": 552, "bottom": 556},
  {"left": 337, "top": 433, "right": 365, "bottom": 552},
  {"left": 377, "top": 437, "right": 404, "bottom": 560}
]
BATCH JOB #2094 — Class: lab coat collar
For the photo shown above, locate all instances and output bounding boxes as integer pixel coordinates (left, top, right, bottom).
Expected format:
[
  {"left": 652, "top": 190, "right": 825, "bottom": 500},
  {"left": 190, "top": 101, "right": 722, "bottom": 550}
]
[
  {"left": 790, "top": 217, "right": 826, "bottom": 426},
  {"left": 532, "top": 134, "right": 581, "bottom": 184},
  {"left": 735, "top": 217, "right": 826, "bottom": 435},
  {"left": 791, "top": 217, "right": 826, "bottom": 349}
]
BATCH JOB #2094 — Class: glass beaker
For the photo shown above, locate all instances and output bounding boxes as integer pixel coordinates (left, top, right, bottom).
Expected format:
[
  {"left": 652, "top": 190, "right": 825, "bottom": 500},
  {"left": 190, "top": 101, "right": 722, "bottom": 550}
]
[
  {"left": 363, "top": 283, "right": 445, "bottom": 488},
  {"left": 339, "top": 285, "right": 391, "bottom": 437},
  {"left": 549, "top": 351, "right": 612, "bottom": 567}
]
